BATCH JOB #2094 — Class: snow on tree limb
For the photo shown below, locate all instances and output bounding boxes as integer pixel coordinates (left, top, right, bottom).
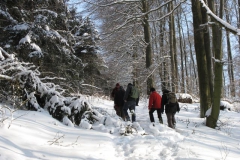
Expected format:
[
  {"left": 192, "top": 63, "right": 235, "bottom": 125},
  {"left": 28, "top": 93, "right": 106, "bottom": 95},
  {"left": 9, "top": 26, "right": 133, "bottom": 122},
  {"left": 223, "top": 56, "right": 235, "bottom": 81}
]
[
  {"left": 0, "top": 9, "right": 18, "bottom": 24},
  {"left": 81, "top": 84, "right": 102, "bottom": 90},
  {"left": 199, "top": 0, "right": 240, "bottom": 35},
  {"left": 0, "top": 75, "right": 12, "bottom": 80},
  {"left": 153, "top": 0, "right": 186, "bottom": 22},
  {"left": 0, "top": 47, "right": 15, "bottom": 60},
  {"left": 86, "top": 0, "right": 186, "bottom": 40}
]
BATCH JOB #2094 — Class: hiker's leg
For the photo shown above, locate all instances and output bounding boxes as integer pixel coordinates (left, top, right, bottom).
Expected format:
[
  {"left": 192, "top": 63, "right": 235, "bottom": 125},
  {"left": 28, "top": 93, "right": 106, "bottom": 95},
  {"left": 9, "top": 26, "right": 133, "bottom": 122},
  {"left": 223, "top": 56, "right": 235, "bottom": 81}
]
[
  {"left": 172, "top": 113, "right": 176, "bottom": 128},
  {"left": 115, "top": 105, "right": 120, "bottom": 116},
  {"left": 114, "top": 105, "right": 118, "bottom": 115},
  {"left": 129, "top": 101, "right": 136, "bottom": 122},
  {"left": 119, "top": 106, "right": 124, "bottom": 119},
  {"left": 123, "top": 102, "right": 130, "bottom": 121},
  {"left": 149, "top": 108, "right": 155, "bottom": 122},
  {"left": 157, "top": 109, "right": 163, "bottom": 124},
  {"left": 166, "top": 113, "right": 174, "bottom": 128}
]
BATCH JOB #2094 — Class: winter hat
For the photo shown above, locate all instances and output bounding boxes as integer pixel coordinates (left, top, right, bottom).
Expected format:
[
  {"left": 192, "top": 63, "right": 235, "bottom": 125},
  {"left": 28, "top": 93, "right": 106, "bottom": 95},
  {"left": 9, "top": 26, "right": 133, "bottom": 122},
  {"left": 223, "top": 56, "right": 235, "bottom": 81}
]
[
  {"left": 116, "top": 83, "right": 120, "bottom": 87},
  {"left": 150, "top": 87, "right": 155, "bottom": 92}
]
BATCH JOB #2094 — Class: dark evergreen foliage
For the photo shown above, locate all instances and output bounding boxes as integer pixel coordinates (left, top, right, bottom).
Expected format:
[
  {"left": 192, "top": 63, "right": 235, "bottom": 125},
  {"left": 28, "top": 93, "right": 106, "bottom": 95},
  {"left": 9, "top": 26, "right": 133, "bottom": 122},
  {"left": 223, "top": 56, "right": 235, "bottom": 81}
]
[
  {"left": 0, "top": 0, "right": 106, "bottom": 96},
  {"left": 0, "top": 0, "right": 109, "bottom": 126}
]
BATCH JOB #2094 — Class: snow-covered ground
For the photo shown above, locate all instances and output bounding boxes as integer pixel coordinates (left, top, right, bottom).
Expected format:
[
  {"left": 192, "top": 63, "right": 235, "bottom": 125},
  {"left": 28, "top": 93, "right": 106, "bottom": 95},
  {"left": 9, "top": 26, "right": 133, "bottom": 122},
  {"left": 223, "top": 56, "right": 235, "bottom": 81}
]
[{"left": 0, "top": 96, "right": 240, "bottom": 160}]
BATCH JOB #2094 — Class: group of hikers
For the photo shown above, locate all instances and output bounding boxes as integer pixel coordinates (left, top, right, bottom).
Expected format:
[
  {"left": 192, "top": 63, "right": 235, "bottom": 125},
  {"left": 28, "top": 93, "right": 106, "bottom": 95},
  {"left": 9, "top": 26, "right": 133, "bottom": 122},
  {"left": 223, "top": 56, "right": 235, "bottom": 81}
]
[
  {"left": 111, "top": 83, "right": 180, "bottom": 129},
  {"left": 111, "top": 83, "right": 139, "bottom": 123}
]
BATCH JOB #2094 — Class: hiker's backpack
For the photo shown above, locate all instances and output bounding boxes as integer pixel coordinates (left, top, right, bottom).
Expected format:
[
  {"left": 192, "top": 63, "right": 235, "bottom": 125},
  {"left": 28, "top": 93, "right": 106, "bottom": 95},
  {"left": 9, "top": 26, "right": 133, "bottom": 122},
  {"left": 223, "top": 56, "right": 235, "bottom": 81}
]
[
  {"left": 130, "top": 86, "right": 139, "bottom": 99},
  {"left": 166, "top": 92, "right": 178, "bottom": 113},
  {"left": 167, "top": 92, "right": 177, "bottom": 104}
]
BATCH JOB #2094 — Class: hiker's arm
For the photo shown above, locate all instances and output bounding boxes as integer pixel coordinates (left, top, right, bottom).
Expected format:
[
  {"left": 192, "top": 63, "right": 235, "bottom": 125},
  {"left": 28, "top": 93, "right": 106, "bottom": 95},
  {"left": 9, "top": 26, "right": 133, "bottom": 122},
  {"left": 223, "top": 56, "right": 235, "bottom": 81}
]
[
  {"left": 123, "top": 86, "right": 130, "bottom": 101},
  {"left": 160, "top": 94, "right": 166, "bottom": 113},
  {"left": 148, "top": 94, "right": 153, "bottom": 110}
]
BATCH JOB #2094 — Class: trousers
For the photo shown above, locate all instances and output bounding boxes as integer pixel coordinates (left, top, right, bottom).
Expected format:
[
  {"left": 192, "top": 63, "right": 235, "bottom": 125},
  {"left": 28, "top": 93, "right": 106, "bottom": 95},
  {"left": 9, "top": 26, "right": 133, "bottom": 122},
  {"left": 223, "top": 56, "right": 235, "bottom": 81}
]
[
  {"left": 123, "top": 101, "right": 136, "bottom": 122},
  {"left": 166, "top": 112, "right": 176, "bottom": 129},
  {"left": 149, "top": 108, "right": 163, "bottom": 123}
]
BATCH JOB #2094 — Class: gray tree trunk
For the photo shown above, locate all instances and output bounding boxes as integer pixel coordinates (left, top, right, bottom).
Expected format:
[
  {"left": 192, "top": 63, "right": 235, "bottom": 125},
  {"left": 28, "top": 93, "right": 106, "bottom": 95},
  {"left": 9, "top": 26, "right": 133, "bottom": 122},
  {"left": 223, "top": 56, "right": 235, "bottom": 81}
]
[
  {"left": 225, "top": 5, "right": 235, "bottom": 97},
  {"left": 206, "top": 0, "right": 224, "bottom": 128},
  {"left": 168, "top": 1, "right": 178, "bottom": 92},
  {"left": 191, "top": 0, "right": 211, "bottom": 118},
  {"left": 142, "top": 0, "right": 154, "bottom": 94},
  {"left": 176, "top": 10, "right": 185, "bottom": 93},
  {"left": 202, "top": 0, "right": 214, "bottom": 104},
  {"left": 184, "top": 12, "right": 198, "bottom": 93}
]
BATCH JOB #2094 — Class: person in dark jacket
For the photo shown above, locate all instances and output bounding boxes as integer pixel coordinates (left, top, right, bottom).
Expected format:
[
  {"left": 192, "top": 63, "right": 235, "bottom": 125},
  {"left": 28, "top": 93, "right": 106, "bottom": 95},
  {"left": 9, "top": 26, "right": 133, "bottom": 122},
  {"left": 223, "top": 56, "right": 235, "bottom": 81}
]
[
  {"left": 161, "top": 89, "right": 180, "bottom": 129},
  {"left": 111, "top": 83, "right": 120, "bottom": 99},
  {"left": 148, "top": 87, "right": 163, "bottom": 125},
  {"left": 114, "top": 86, "right": 125, "bottom": 119},
  {"left": 123, "top": 83, "right": 139, "bottom": 122}
]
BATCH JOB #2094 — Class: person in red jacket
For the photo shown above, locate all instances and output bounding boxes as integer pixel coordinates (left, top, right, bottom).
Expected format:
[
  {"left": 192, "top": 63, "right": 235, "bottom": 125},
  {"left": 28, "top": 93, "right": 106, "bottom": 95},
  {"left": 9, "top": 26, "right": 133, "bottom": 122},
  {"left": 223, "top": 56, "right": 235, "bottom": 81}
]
[{"left": 148, "top": 87, "right": 163, "bottom": 124}]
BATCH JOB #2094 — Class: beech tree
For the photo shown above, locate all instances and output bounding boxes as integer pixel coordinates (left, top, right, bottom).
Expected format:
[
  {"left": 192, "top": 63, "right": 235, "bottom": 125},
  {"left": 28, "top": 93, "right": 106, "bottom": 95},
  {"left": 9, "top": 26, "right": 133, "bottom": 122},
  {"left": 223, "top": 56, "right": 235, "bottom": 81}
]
[
  {"left": 191, "top": 0, "right": 211, "bottom": 117},
  {"left": 168, "top": 0, "right": 178, "bottom": 92},
  {"left": 224, "top": 0, "right": 236, "bottom": 97},
  {"left": 204, "top": 0, "right": 224, "bottom": 128},
  {"left": 76, "top": 0, "right": 186, "bottom": 95},
  {"left": 192, "top": 0, "right": 240, "bottom": 127}
]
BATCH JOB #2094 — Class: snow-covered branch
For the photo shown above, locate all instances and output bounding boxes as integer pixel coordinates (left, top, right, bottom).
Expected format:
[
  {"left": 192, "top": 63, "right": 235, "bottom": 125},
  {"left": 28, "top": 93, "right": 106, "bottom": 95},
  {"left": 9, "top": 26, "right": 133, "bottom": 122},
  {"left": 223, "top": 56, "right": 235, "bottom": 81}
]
[
  {"left": 153, "top": 0, "right": 186, "bottom": 22},
  {"left": 199, "top": 0, "right": 240, "bottom": 35},
  {"left": 81, "top": 84, "right": 102, "bottom": 90},
  {"left": 212, "top": 57, "right": 227, "bottom": 64},
  {"left": 0, "top": 9, "right": 18, "bottom": 24},
  {"left": 98, "top": 0, "right": 186, "bottom": 39},
  {"left": 0, "top": 47, "right": 14, "bottom": 60},
  {"left": 0, "top": 75, "right": 12, "bottom": 80}
]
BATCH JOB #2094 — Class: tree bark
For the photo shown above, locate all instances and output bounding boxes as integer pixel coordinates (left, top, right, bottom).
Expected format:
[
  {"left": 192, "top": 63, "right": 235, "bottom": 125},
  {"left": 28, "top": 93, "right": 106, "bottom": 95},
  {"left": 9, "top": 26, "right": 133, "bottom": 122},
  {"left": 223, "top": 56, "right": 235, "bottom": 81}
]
[
  {"left": 168, "top": 1, "right": 178, "bottom": 92},
  {"left": 191, "top": 0, "right": 211, "bottom": 118},
  {"left": 202, "top": 0, "right": 213, "bottom": 105},
  {"left": 225, "top": 4, "right": 235, "bottom": 97},
  {"left": 142, "top": 0, "right": 154, "bottom": 94},
  {"left": 206, "top": 0, "right": 224, "bottom": 128},
  {"left": 176, "top": 9, "right": 185, "bottom": 93},
  {"left": 184, "top": 12, "right": 198, "bottom": 93}
]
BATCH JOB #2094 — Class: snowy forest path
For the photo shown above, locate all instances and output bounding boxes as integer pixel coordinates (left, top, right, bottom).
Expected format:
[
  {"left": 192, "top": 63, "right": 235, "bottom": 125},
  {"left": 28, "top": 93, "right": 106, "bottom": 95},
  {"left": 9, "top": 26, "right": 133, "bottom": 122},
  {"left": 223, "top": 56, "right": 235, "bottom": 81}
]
[
  {"left": 89, "top": 97, "right": 201, "bottom": 159},
  {"left": 109, "top": 106, "right": 188, "bottom": 159}
]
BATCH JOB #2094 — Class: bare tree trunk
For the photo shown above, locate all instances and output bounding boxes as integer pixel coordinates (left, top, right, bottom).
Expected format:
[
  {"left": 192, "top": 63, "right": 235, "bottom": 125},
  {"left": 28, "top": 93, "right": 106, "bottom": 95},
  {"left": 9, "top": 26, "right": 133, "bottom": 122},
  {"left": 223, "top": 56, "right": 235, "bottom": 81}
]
[
  {"left": 142, "top": 0, "right": 154, "bottom": 94},
  {"left": 159, "top": 23, "right": 165, "bottom": 89},
  {"left": 176, "top": 9, "right": 185, "bottom": 93},
  {"left": 159, "top": 23, "right": 169, "bottom": 90},
  {"left": 202, "top": 0, "right": 214, "bottom": 104},
  {"left": 168, "top": 1, "right": 178, "bottom": 92},
  {"left": 157, "top": 1, "right": 169, "bottom": 90},
  {"left": 225, "top": 4, "right": 236, "bottom": 97},
  {"left": 191, "top": 0, "right": 211, "bottom": 118},
  {"left": 152, "top": 13, "right": 161, "bottom": 90},
  {"left": 133, "top": 29, "right": 139, "bottom": 88},
  {"left": 184, "top": 12, "right": 198, "bottom": 93},
  {"left": 226, "top": 30, "right": 235, "bottom": 97},
  {"left": 181, "top": 21, "right": 188, "bottom": 93},
  {"left": 206, "top": 0, "right": 224, "bottom": 128}
]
